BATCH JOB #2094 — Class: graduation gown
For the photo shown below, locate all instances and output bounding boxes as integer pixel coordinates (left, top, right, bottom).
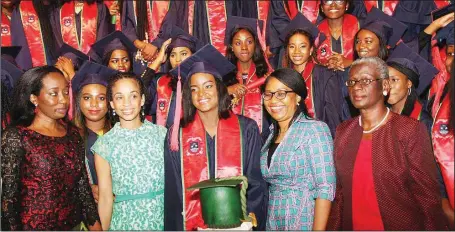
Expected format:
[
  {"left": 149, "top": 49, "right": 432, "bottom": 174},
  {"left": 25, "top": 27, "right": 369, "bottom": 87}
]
[
  {"left": 85, "top": 129, "right": 99, "bottom": 185},
  {"left": 164, "top": 115, "right": 266, "bottom": 231},
  {"left": 50, "top": 2, "right": 109, "bottom": 54}
]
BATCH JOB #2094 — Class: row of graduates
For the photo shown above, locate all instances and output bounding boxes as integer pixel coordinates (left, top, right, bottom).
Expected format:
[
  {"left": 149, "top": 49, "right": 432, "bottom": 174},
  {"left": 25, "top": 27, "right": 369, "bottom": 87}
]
[{"left": 1, "top": 0, "right": 455, "bottom": 231}]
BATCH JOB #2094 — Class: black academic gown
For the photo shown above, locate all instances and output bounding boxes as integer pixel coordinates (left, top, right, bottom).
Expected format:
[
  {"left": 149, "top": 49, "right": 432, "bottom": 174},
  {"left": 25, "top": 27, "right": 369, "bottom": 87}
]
[
  {"left": 85, "top": 129, "right": 99, "bottom": 185},
  {"left": 164, "top": 115, "right": 267, "bottom": 231}
]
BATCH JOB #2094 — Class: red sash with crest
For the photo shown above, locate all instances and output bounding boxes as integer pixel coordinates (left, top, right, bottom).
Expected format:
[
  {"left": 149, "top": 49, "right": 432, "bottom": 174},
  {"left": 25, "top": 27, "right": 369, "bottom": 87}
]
[
  {"left": 232, "top": 63, "right": 264, "bottom": 132},
  {"left": 134, "top": 1, "right": 170, "bottom": 42},
  {"left": 1, "top": 11, "right": 11, "bottom": 46},
  {"left": 104, "top": 1, "right": 121, "bottom": 31},
  {"left": 285, "top": 0, "right": 320, "bottom": 23},
  {"left": 180, "top": 112, "right": 243, "bottom": 230},
  {"left": 156, "top": 74, "right": 173, "bottom": 127},
  {"left": 19, "top": 1, "right": 47, "bottom": 67},
  {"left": 60, "top": 2, "right": 98, "bottom": 54},
  {"left": 301, "top": 62, "right": 316, "bottom": 118},
  {"left": 188, "top": 1, "right": 227, "bottom": 55},
  {"left": 432, "top": 95, "right": 454, "bottom": 208},
  {"left": 364, "top": 1, "right": 398, "bottom": 16},
  {"left": 409, "top": 100, "right": 423, "bottom": 120},
  {"left": 317, "top": 14, "right": 359, "bottom": 65}
]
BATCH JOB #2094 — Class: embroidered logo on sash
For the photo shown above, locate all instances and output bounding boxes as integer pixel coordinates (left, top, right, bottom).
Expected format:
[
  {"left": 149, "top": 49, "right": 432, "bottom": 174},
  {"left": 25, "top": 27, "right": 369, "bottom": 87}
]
[
  {"left": 186, "top": 137, "right": 203, "bottom": 155},
  {"left": 158, "top": 99, "right": 167, "bottom": 112},
  {"left": 439, "top": 124, "right": 449, "bottom": 135},
  {"left": 63, "top": 17, "right": 72, "bottom": 27},
  {"left": 319, "top": 43, "right": 329, "bottom": 58},
  {"left": 27, "top": 15, "right": 35, "bottom": 23},
  {"left": 1, "top": 26, "right": 9, "bottom": 35}
]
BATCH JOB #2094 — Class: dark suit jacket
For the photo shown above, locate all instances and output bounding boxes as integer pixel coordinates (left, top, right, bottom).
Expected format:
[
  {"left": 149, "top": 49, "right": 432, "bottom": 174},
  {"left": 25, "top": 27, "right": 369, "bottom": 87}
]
[{"left": 328, "top": 112, "right": 448, "bottom": 230}]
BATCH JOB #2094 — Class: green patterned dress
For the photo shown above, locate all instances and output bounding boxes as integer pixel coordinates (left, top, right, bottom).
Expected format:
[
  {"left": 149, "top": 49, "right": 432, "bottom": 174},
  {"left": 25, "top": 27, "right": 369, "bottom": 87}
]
[{"left": 92, "top": 120, "right": 167, "bottom": 230}]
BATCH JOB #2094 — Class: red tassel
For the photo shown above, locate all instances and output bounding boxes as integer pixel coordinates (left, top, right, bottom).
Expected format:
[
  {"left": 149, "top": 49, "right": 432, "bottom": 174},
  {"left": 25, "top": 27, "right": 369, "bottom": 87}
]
[
  {"left": 256, "top": 21, "right": 274, "bottom": 72},
  {"left": 170, "top": 66, "right": 182, "bottom": 151}
]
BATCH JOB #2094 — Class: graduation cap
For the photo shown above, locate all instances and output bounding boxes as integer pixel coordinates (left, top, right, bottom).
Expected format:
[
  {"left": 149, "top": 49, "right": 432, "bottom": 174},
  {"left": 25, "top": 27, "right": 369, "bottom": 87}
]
[
  {"left": 431, "top": 3, "right": 455, "bottom": 21},
  {"left": 187, "top": 178, "right": 246, "bottom": 229},
  {"left": 362, "top": 7, "right": 407, "bottom": 47},
  {"left": 387, "top": 43, "right": 439, "bottom": 95},
  {"left": 91, "top": 30, "right": 137, "bottom": 59},
  {"left": 224, "top": 16, "right": 264, "bottom": 45},
  {"left": 436, "top": 22, "right": 454, "bottom": 46},
  {"left": 167, "top": 25, "right": 202, "bottom": 53},
  {"left": 1, "top": 46, "right": 21, "bottom": 65},
  {"left": 1, "top": 57, "right": 23, "bottom": 94},
  {"left": 279, "top": 12, "right": 326, "bottom": 46},
  {"left": 168, "top": 44, "right": 236, "bottom": 151},
  {"left": 58, "top": 43, "right": 89, "bottom": 70},
  {"left": 71, "top": 61, "right": 118, "bottom": 93}
]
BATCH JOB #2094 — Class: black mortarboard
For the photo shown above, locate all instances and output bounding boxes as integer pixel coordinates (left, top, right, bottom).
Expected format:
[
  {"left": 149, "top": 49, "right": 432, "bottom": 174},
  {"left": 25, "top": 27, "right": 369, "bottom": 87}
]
[
  {"left": 362, "top": 7, "right": 407, "bottom": 47},
  {"left": 91, "top": 30, "right": 137, "bottom": 59},
  {"left": 436, "top": 22, "right": 454, "bottom": 46},
  {"left": 279, "top": 12, "right": 326, "bottom": 45},
  {"left": 71, "top": 61, "right": 118, "bottom": 93},
  {"left": 432, "top": 3, "right": 455, "bottom": 21},
  {"left": 58, "top": 43, "right": 90, "bottom": 70},
  {"left": 1, "top": 57, "right": 23, "bottom": 93},
  {"left": 169, "top": 44, "right": 236, "bottom": 83},
  {"left": 224, "top": 16, "right": 264, "bottom": 45},
  {"left": 387, "top": 43, "right": 439, "bottom": 95},
  {"left": 1, "top": 46, "right": 21, "bottom": 64},
  {"left": 167, "top": 25, "right": 202, "bottom": 53}
]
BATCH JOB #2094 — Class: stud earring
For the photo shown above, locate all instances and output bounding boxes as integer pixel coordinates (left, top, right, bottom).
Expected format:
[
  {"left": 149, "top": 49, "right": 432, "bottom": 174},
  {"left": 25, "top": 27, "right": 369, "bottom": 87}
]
[
  {"left": 141, "top": 106, "right": 145, "bottom": 116},
  {"left": 34, "top": 104, "right": 38, "bottom": 114},
  {"left": 383, "top": 90, "right": 388, "bottom": 96},
  {"left": 112, "top": 110, "right": 116, "bottom": 116}
]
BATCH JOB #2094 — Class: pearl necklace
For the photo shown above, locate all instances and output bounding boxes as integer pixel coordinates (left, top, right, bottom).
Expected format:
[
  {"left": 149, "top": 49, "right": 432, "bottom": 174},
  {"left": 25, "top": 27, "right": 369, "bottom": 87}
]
[{"left": 359, "top": 108, "right": 390, "bottom": 134}]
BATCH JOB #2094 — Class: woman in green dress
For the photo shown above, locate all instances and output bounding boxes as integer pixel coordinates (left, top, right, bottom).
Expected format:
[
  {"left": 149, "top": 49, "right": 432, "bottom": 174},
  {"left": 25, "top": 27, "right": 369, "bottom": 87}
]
[{"left": 92, "top": 72, "right": 167, "bottom": 230}]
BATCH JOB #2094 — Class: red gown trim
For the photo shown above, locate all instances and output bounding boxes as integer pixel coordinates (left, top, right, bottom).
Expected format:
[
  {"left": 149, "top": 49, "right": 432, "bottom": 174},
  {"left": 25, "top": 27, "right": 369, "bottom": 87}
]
[
  {"left": 60, "top": 1, "right": 98, "bottom": 54},
  {"left": 301, "top": 62, "right": 316, "bottom": 118},
  {"left": 409, "top": 100, "right": 423, "bottom": 120},
  {"left": 364, "top": 1, "right": 398, "bottom": 16},
  {"left": 432, "top": 95, "right": 454, "bottom": 208},
  {"left": 232, "top": 62, "right": 264, "bottom": 132},
  {"left": 104, "top": 1, "right": 121, "bottom": 31},
  {"left": 285, "top": 0, "right": 320, "bottom": 23},
  {"left": 133, "top": 1, "right": 170, "bottom": 42},
  {"left": 317, "top": 14, "right": 359, "bottom": 65},
  {"left": 1, "top": 11, "right": 12, "bottom": 46},
  {"left": 352, "top": 139, "right": 385, "bottom": 230},
  {"left": 155, "top": 74, "right": 173, "bottom": 127},
  {"left": 180, "top": 112, "right": 242, "bottom": 230},
  {"left": 434, "top": 0, "right": 452, "bottom": 9},
  {"left": 19, "top": 1, "right": 47, "bottom": 67}
]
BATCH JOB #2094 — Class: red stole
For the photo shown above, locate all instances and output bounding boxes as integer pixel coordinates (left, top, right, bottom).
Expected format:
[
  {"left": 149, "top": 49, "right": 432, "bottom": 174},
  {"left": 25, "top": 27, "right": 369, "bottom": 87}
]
[
  {"left": 104, "top": 1, "right": 121, "bottom": 31},
  {"left": 432, "top": 95, "right": 454, "bottom": 208},
  {"left": 317, "top": 14, "right": 359, "bottom": 65},
  {"left": 285, "top": 0, "right": 320, "bottom": 23},
  {"left": 429, "top": 43, "right": 449, "bottom": 118},
  {"left": 364, "top": 1, "right": 398, "bottom": 16},
  {"left": 60, "top": 2, "right": 98, "bottom": 54},
  {"left": 1, "top": 11, "right": 11, "bottom": 46},
  {"left": 155, "top": 74, "right": 173, "bottom": 127},
  {"left": 187, "top": 1, "right": 227, "bottom": 55},
  {"left": 134, "top": 1, "right": 170, "bottom": 42},
  {"left": 301, "top": 62, "right": 316, "bottom": 118},
  {"left": 180, "top": 112, "right": 243, "bottom": 230},
  {"left": 434, "top": 0, "right": 452, "bottom": 9},
  {"left": 232, "top": 63, "right": 264, "bottom": 132},
  {"left": 257, "top": 1, "right": 270, "bottom": 37},
  {"left": 409, "top": 100, "right": 423, "bottom": 120},
  {"left": 19, "top": 1, "right": 47, "bottom": 67}
]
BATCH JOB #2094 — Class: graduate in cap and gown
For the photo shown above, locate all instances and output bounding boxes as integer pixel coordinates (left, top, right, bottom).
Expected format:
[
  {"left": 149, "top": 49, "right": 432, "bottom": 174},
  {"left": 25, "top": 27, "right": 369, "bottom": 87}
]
[
  {"left": 1, "top": 45, "right": 22, "bottom": 129},
  {"left": 224, "top": 16, "right": 272, "bottom": 135},
  {"left": 1, "top": 0, "right": 18, "bottom": 46},
  {"left": 143, "top": 25, "right": 201, "bottom": 127},
  {"left": 50, "top": 0, "right": 109, "bottom": 55},
  {"left": 164, "top": 44, "right": 266, "bottom": 231},
  {"left": 89, "top": 30, "right": 137, "bottom": 75},
  {"left": 71, "top": 61, "right": 117, "bottom": 201},
  {"left": 9, "top": 0, "right": 59, "bottom": 70},
  {"left": 279, "top": 12, "right": 347, "bottom": 136}
]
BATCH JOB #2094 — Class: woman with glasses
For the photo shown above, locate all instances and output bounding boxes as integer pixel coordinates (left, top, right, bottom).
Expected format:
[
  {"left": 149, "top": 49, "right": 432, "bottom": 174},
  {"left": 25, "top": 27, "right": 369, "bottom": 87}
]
[
  {"left": 316, "top": 0, "right": 358, "bottom": 71},
  {"left": 261, "top": 68, "right": 335, "bottom": 230},
  {"left": 328, "top": 57, "right": 448, "bottom": 230}
]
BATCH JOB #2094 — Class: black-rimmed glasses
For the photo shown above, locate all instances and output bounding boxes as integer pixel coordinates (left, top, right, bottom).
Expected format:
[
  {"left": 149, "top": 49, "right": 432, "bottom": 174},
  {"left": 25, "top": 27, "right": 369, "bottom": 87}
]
[
  {"left": 345, "top": 78, "right": 382, "bottom": 87},
  {"left": 262, "top": 90, "right": 294, "bottom": 101}
]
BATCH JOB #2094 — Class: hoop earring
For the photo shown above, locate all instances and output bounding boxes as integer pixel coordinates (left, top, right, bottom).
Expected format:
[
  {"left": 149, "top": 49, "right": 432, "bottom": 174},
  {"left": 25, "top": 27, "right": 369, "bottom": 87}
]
[{"left": 407, "top": 88, "right": 411, "bottom": 96}]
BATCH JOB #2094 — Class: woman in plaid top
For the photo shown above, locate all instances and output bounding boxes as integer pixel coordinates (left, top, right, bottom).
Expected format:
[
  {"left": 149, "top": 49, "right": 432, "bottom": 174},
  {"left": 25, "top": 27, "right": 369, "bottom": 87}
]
[{"left": 260, "top": 68, "right": 336, "bottom": 230}]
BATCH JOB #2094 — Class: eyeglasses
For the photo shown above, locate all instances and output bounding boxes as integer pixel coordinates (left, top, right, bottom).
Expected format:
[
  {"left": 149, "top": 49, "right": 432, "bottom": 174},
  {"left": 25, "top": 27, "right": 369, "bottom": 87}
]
[
  {"left": 345, "top": 78, "right": 382, "bottom": 87},
  {"left": 323, "top": 0, "right": 346, "bottom": 6},
  {"left": 262, "top": 90, "right": 294, "bottom": 101}
]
